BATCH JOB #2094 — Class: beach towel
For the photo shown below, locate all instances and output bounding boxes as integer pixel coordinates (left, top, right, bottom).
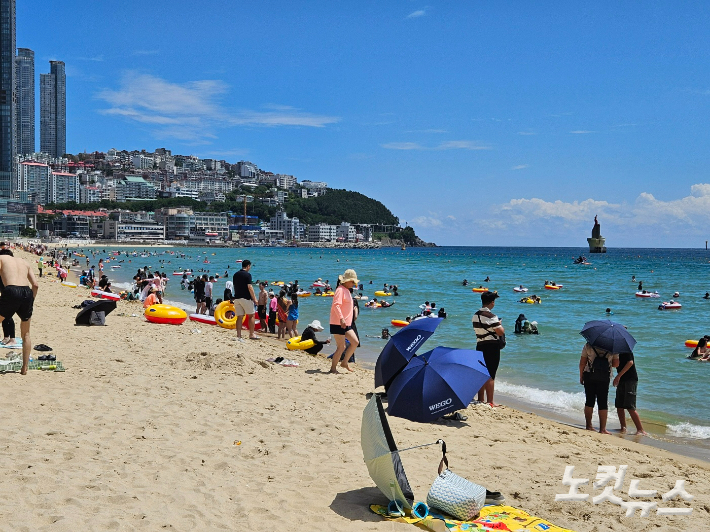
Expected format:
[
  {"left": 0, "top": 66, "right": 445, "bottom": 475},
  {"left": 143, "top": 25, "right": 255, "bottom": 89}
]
[
  {"left": 0, "top": 359, "right": 66, "bottom": 373},
  {"left": 369, "top": 504, "right": 576, "bottom": 532}
]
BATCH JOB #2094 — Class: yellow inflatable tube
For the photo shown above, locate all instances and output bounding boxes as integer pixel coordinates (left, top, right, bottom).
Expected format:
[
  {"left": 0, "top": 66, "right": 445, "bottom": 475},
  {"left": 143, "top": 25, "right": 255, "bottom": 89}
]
[
  {"left": 286, "top": 336, "right": 315, "bottom": 351},
  {"left": 374, "top": 291, "right": 391, "bottom": 297},
  {"left": 214, "top": 301, "right": 238, "bottom": 329}
]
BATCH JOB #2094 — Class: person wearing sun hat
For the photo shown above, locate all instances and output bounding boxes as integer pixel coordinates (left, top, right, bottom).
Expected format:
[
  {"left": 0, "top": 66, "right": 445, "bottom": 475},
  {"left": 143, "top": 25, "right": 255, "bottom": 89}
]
[
  {"left": 300, "top": 320, "right": 331, "bottom": 355},
  {"left": 329, "top": 269, "right": 359, "bottom": 373}
]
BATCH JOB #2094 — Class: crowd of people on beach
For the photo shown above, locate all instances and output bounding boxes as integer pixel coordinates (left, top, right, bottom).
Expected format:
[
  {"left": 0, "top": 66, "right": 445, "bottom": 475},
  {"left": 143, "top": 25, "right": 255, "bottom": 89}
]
[{"left": 3, "top": 243, "right": 701, "bottom": 441}]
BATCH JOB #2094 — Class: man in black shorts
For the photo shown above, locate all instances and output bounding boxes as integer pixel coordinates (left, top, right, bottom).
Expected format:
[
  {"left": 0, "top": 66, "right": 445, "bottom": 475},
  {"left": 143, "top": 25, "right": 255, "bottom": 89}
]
[
  {"left": 614, "top": 351, "right": 647, "bottom": 435},
  {"left": 472, "top": 291, "right": 505, "bottom": 406},
  {"left": 231, "top": 260, "right": 259, "bottom": 340},
  {"left": 193, "top": 275, "right": 206, "bottom": 314},
  {"left": 0, "top": 249, "right": 39, "bottom": 375}
]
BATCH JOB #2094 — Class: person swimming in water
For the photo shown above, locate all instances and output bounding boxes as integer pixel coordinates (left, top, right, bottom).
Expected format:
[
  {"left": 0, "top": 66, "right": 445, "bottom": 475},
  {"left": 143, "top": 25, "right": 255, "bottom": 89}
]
[{"left": 689, "top": 338, "right": 709, "bottom": 359}]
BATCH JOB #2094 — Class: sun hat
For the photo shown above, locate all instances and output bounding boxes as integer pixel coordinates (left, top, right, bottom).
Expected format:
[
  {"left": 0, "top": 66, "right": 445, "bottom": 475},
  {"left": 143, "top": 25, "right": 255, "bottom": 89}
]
[
  {"left": 308, "top": 320, "right": 324, "bottom": 331},
  {"left": 338, "top": 269, "right": 359, "bottom": 285}
]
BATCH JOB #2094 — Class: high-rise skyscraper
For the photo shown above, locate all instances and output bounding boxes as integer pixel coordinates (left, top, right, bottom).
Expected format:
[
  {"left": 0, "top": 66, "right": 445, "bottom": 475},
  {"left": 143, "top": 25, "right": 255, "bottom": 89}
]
[
  {"left": 15, "top": 48, "right": 34, "bottom": 156},
  {"left": 0, "top": 0, "right": 16, "bottom": 199},
  {"left": 40, "top": 60, "right": 66, "bottom": 158}
]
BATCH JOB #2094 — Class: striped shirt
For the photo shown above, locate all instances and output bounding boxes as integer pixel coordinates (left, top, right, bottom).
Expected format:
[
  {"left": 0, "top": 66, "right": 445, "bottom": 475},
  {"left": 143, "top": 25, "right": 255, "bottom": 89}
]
[{"left": 472, "top": 307, "right": 501, "bottom": 345}]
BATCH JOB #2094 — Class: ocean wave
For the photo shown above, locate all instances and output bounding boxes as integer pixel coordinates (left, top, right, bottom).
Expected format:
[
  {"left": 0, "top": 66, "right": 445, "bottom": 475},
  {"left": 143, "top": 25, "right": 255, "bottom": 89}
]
[
  {"left": 496, "top": 381, "right": 586, "bottom": 414},
  {"left": 667, "top": 422, "right": 710, "bottom": 440}
]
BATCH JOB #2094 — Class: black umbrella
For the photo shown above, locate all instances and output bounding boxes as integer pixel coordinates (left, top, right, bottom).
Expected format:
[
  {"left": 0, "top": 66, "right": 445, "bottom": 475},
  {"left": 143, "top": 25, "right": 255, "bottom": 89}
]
[
  {"left": 580, "top": 319, "right": 636, "bottom": 353},
  {"left": 75, "top": 300, "right": 117, "bottom": 325}
]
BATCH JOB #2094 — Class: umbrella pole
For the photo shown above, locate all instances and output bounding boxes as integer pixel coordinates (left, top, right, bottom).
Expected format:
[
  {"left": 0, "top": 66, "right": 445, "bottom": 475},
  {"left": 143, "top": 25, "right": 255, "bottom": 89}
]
[{"left": 397, "top": 439, "right": 444, "bottom": 454}]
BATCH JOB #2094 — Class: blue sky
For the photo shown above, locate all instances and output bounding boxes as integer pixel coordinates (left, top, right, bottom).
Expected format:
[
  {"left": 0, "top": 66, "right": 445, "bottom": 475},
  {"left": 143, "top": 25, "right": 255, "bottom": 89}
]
[{"left": 19, "top": 1, "right": 710, "bottom": 246}]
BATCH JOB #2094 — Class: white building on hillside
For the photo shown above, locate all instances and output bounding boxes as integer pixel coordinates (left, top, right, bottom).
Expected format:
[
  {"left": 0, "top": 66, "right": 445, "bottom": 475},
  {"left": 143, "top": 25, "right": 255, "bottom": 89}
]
[
  {"left": 301, "top": 180, "right": 327, "bottom": 190},
  {"left": 49, "top": 171, "right": 80, "bottom": 203},
  {"left": 131, "top": 154, "right": 154, "bottom": 169},
  {"left": 276, "top": 174, "right": 297, "bottom": 189},
  {"left": 15, "top": 161, "right": 50, "bottom": 203},
  {"left": 307, "top": 223, "right": 337, "bottom": 242},
  {"left": 336, "top": 222, "right": 357, "bottom": 242},
  {"left": 269, "top": 211, "right": 305, "bottom": 241}
]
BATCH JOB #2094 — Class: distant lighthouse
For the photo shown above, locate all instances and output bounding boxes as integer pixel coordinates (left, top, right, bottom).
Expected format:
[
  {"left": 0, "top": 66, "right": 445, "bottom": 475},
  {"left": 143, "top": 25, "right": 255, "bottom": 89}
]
[{"left": 587, "top": 215, "right": 607, "bottom": 253}]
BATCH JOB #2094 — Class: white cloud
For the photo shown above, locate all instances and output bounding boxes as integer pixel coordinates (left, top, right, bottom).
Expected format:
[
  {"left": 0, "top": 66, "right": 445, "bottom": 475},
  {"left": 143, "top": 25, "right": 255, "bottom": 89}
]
[
  {"left": 437, "top": 140, "right": 490, "bottom": 150},
  {"left": 381, "top": 142, "right": 424, "bottom": 150},
  {"left": 411, "top": 215, "right": 444, "bottom": 228},
  {"left": 407, "top": 9, "right": 426, "bottom": 18},
  {"left": 404, "top": 128, "right": 447, "bottom": 134},
  {"left": 204, "top": 148, "right": 250, "bottom": 158},
  {"left": 518, "top": 131, "right": 536, "bottom": 136},
  {"left": 381, "top": 140, "right": 491, "bottom": 151},
  {"left": 498, "top": 197, "right": 619, "bottom": 225},
  {"left": 570, "top": 130, "right": 595, "bottom": 134},
  {"left": 512, "top": 164, "right": 529, "bottom": 170},
  {"left": 96, "top": 72, "right": 339, "bottom": 142},
  {"left": 492, "top": 184, "right": 710, "bottom": 232}
]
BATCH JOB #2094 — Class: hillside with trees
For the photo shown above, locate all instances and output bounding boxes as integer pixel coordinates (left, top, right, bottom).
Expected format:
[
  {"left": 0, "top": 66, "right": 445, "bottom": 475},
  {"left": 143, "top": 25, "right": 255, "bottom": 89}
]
[
  {"left": 286, "top": 189, "right": 399, "bottom": 225},
  {"left": 44, "top": 188, "right": 431, "bottom": 244}
]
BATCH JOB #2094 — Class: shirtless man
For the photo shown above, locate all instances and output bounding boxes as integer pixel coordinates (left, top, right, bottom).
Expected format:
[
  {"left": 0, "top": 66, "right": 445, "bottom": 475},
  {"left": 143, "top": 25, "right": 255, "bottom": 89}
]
[{"left": 0, "top": 249, "right": 39, "bottom": 375}]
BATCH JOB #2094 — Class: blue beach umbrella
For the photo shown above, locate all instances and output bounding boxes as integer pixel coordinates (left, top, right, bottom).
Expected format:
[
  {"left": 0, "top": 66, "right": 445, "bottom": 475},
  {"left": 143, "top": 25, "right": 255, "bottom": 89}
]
[
  {"left": 387, "top": 347, "right": 490, "bottom": 423},
  {"left": 580, "top": 319, "right": 636, "bottom": 353},
  {"left": 374, "top": 317, "right": 443, "bottom": 390}
]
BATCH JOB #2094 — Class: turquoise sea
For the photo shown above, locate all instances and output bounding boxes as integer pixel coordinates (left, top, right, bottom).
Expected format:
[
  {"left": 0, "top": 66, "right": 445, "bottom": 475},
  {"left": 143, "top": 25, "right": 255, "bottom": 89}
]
[{"left": 82, "top": 246, "right": 710, "bottom": 457}]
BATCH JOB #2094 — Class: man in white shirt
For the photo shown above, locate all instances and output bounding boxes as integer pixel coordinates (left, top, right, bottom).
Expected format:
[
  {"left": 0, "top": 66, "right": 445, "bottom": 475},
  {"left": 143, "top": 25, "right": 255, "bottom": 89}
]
[{"left": 204, "top": 276, "right": 214, "bottom": 315}]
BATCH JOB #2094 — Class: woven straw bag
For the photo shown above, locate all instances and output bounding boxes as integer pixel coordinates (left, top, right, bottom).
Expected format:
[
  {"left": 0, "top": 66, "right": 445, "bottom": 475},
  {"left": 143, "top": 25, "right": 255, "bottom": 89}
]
[{"left": 426, "top": 443, "right": 486, "bottom": 520}]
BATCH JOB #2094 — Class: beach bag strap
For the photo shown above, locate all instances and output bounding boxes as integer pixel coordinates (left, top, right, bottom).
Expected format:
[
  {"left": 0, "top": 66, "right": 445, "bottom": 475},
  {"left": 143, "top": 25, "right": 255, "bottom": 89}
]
[
  {"left": 475, "top": 310, "right": 505, "bottom": 349},
  {"left": 590, "top": 346, "right": 606, "bottom": 369},
  {"left": 427, "top": 439, "right": 486, "bottom": 520},
  {"left": 437, "top": 440, "right": 449, "bottom": 474}
]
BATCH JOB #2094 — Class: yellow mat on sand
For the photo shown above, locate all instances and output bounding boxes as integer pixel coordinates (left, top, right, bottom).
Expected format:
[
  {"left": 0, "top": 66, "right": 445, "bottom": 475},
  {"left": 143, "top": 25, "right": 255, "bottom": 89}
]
[{"left": 369, "top": 504, "right": 576, "bottom": 532}]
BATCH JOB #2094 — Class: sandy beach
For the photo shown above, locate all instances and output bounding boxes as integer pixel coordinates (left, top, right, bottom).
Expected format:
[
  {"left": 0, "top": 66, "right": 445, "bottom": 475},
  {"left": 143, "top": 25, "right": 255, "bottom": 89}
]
[{"left": 0, "top": 249, "right": 708, "bottom": 531}]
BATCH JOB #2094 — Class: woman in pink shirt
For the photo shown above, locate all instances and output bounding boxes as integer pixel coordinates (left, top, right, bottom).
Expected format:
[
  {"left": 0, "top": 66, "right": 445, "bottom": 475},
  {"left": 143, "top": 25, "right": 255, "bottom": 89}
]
[{"left": 329, "top": 269, "right": 359, "bottom": 374}]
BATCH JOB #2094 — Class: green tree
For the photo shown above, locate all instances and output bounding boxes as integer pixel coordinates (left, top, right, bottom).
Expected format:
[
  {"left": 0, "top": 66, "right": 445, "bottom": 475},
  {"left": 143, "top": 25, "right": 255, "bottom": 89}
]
[
  {"left": 20, "top": 227, "right": 37, "bottom": 237},
  {"left": 285, "top": 189, "right": 399, "bottom": 225}
]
